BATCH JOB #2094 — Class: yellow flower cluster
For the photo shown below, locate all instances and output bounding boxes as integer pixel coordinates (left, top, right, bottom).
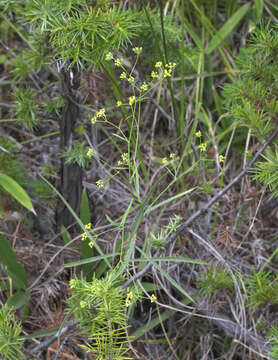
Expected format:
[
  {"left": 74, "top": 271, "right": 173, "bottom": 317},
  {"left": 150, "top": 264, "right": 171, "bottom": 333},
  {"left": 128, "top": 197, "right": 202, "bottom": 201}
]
[
  {"left": 163, "top": 62, "right": 176, "bottom": 78},
  {"left": 87, "top": 148, "right": 94, "bottom": 158},
  {"left": 91, "top": 108, "right": 106, "bottom": 124},
  {"left": 96, "top": 179, "right": 104, "bottom": 188},
  {"left": 117, "top": 152, "right": 129, "bottom": 166},
  {"left": 219, "top": 155, "right": 225, "bottom": 163},
  {"left": 125, "top": 291, "right": 133, "bottom": 307},
  {"left": 150, "top": 294, "right": 157, "bottom": 303},
  {"left": 105, "top": 52, "right": 113, "bottom": 61},
  {"left": 81, "top": 223, "right": 91, "bottom": 241},
  {"left": 198, "top": 143, "right": 207, "bottom": 152},
  {"left": 162, "top": 153, "right": 179, "bottom": 165},
  {"left": 155, "top": 61, "right": 162, "bottom": 68},
  {"left": 132, "top": 47, "right": 142, "bottom": 55},
  {"left": 115, "top": 58, "right": 123, "bottom": 67},
  {"left": 140, "top": 82, "right": 148, "bottom": 91},
  {"left": 129, "top": 95, "right": 136, "bottom": 106}
]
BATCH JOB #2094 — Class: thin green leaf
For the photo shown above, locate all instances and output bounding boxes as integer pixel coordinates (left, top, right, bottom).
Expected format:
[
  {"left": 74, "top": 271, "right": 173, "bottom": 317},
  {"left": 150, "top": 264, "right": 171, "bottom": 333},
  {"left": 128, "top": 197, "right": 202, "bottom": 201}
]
[
  {"left": 0, "top": 173, "right": 36, "bottom": 214},
  {"left": 64, "top": 253, "right": 120, "bottom": 268},
  {"left": 0, "top": 234, "right": 28, "bottom": 290},
  {"left": 135, "top": 256, "right": 206, "bottom": 264},
  {"left": 206, "top": 4, "right": 250, "bottom": 55},
  {"left": 6, "top": 290, "right": 30, "bottom": 310},
  {"left": 146, "top": 188, "right": 194, "bottom": 214}
]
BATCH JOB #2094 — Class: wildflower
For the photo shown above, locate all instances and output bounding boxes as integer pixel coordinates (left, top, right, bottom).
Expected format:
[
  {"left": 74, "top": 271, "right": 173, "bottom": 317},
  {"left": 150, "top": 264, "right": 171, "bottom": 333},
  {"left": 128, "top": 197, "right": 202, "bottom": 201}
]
[
  {"left": 88, "top": 241, "right": 94, "bottom": 248},
  {"left": 87, "top": 148, "right": 94, "bottom": 158},
  {"left": 162, "top": 157, "right": 168, "bottom": 164},
  {"left": 128, "top": 76, "right": 134, "bottom": 84},
  {"left": 150, "top": 294, "right": 157, "bottom": 303},
  {"left": 198, "top": 143, "right": 207, "bottom": 152},
  {"left": 121, "top": 153, "right": 129, "bottom": 163},
  {"left": 81, "top": 232, "right": 87, "bottom": 241},
  {"left": 115, "top": 58, "right": 122, "bottom": 67},
  {"left": 125, "top": 291, "right": 133, "bottom": 307},
  {"left": 140, "top": 82, "right": 148, "bottom": 91},
  {"left": 151, "top": 71, "right": 159, "bottom": 79},
  {"left": 166, "top": 62, "right": 176, "bottom": 68},
  {"left": 170, "top": 153, "right": 175, "bottom": 159},
  {"left": 129, "top": 96, "right": 136, "bottom": 106},
  {"left": 132, "top": 47, "right": 142, "bottom": 55},
  {"left": 105, "top": 52, "right": 113, "bottom": 61},
  {"left": 120, "top": 72, "right": 127, "bottom": 80},
  {"left": 96, "top": 108, "right": 105, "bottom": 118},
  {"left": 91, "top": 116, "right": 97, "bottom": 124},
  {"left": 118, "top": 160, "right": 123, "bottom": 166},
  {"left": 155, "top": 61, "right": 162, "bottom": 68},
  {"left": 195, "top": 130, "right": 202, "bottom": 138},
  {"left": 117, "top": 100, "right": 122, "bottom": 107},
  {"left": 219, "top": 155, "right": 225, "bottom": 163},
  {"left": 163, "top": 68, "right": 172, "bottom": 78},
  {"left": 85, "top": 223, "right": 91, "bottom": 230},
  {"left": 96, "top": 179, "right": 104, "bottom": 188},
  {"left": 127, "top": 291, "right": 133, "bottom": 300}
]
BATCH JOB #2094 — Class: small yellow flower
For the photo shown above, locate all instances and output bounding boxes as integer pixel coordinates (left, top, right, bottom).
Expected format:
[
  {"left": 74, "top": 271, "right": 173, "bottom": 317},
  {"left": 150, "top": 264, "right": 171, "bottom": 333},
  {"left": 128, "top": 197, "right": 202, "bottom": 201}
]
[
  {"left": 85, "top": 222, "right": 91, "bottom": 230},
  {"left": 127, "top": 291, "right": 133, "bottom": 300},
  {"left": 87, "top": 148, "right": 94, "bottom": 158},
  {"left": 132, "top": 47, "right": 142, "bottom": 55},
  {"left": 151, "top": 71, "right": 159, "bottom": 79},
  {"left": 125, "top": 299, "right": 131, "bottom": 307},
  {"left": 91, "top": 116, "right": 97, "bottom": 124},
  {"left": 96, "top": 108, "right": 105, "bottom": 118},
  {"left": 140, "top": 82, "right": 148, "bottom": 91},
  {"left": 105, "top": 52, "right": 113, "bottom": 61},
  {"left": 118, "top": 160, "right": 123, "bottom": 166},
  {"left": 163, "top": 68, "right": 172, "bottom": 78},
  {"left": 155, "top": 61, "right": 162, "bottom": 68},
  {"left": 166, "top": 62, "right": 176, "bottom": 68},
  {"left": 129, "top": 96, "right": 136, "bottom": 106},
  {"left": 198, "top": 143, "right": 207, "bottom": 152},
  {"left": 121, "top": 153, "right": 129, "bottom": 163},
  {"left": 81, "top": 232, "right": 87, "bottom": 241},
  {"left": 219, "top": 155, "right": 225, "bottom": 163},
  {"left": 128, "top": 76, "right": 134, "bottom": 84},
  {"left": 162, "top": 157, "right": 168, "bottom": 164},
  {"left": 117, "top": 100, "right": 122, "bottom": 107},
  {"left": 150, "top": 294, "right": 157, "bottom": 303},
  {"left": 96, "top": 179, "right": 104, "bottom": 188},
  {"left": 115, "top": 58, "right": 122, "bottom": 67},
  {"left": 170, "top": 153, "right": 175, "bottom": 159},
  {"left": 120, "top": 72, "right": 127, "bottom": 80},
  {"left": 88, "top": 241, "right": 94, "bottom": 248},
  {"left": 195, "top": 130, "right": 202, "bottom": 138}
]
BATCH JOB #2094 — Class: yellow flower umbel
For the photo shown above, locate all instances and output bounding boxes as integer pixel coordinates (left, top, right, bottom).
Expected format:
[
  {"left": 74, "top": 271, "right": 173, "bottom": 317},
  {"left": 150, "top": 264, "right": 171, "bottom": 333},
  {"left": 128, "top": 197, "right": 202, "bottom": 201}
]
[
  {"left": 96, "top": 179, "right": 104, "bottom": 188},
  {"left": 125, "top": 291, "right": 133, "bottom": 308},
  {"left": 129, "top": 95, "right": 136, "bottom": 106},
  {"left": 87, "top": 148, "right": 94, "bottom": 158},
  {"left": 91, "top": 108, "right": 106, "bottom": 124}
]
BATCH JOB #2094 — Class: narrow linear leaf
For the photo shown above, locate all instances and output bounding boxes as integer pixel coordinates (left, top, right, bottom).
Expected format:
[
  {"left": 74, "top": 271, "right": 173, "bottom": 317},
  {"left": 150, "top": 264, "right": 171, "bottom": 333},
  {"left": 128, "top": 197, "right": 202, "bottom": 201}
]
[
  {"left": 0, "top": 173, "right": 36, "bottom": 214},
  {"left": 0, "top": 234, "right": 28, "bottom": 289},
  {"left": 206, "top": 4, "right": 250, "bottom": 55}
]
